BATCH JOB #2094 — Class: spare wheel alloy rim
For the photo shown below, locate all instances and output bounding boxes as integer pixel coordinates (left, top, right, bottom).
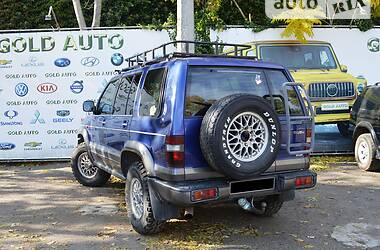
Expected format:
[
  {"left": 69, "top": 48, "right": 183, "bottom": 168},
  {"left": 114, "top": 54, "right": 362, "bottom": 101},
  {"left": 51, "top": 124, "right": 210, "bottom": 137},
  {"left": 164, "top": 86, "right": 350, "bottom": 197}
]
[
  {"left": 130, "top": 178, "right": 144, "bottom": 219},
  {"left": 226, "top": 111, "right": 269, "bottom": 162},
  {"left": 78, "top": 152, "right": 98, "bottom": 178}
]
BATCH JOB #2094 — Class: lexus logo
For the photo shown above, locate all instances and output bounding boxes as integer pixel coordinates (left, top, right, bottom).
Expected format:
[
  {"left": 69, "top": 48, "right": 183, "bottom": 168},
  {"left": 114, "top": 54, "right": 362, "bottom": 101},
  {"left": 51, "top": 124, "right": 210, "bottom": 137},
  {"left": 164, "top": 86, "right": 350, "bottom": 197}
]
[
  {"left": 81, "top": 57, "right": 100, "bottom": 67},
  {"left": 327, "top": 84, "right": 338, "bottom": 97}
]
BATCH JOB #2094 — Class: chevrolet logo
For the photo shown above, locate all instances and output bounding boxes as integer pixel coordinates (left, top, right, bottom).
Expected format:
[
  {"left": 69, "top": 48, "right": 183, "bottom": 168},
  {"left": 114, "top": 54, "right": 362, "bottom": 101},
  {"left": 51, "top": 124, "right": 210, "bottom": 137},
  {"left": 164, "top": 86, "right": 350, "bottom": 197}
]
[{"left": 0, "top": 60, "right": 12, "bottom": 65}]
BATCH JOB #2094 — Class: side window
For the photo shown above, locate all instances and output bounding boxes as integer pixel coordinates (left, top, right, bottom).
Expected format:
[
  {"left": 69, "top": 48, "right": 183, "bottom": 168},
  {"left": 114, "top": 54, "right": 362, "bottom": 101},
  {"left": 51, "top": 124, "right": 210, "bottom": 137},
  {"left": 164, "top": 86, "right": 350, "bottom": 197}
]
[
  {"left": 265, "top": 70, "right": 303, "bottom": 116},
  {"left": 139, "top": 68, "right": 165, "bottom": 117},
  {"left": 113, "top": 76, "right": 133, "bottom": 115},
  {"left": 126, "top": 74, "right": 141, "bottom": 115},
  {"left": 98, "top": 79, "right": 119, "bottom": 114}
]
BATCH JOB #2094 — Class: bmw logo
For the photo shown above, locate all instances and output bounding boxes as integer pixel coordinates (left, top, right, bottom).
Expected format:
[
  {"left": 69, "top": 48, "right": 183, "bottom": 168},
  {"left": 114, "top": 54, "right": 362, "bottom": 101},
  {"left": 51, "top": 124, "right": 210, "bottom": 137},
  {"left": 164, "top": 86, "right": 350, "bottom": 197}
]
[
  {"left": 70, "top": 81, "right": 84, "bottom": 94},
  {"left": 111, "top": 53, "right": 124, "bottom": 66},
  {"left": 81, "top": 56, "right": 100, "bottom": 67},
  {"left": 54, "top": 58, "right": 71, "bottom": 67},
  {"left": 15, "top": 83, "right": 28, "bottom": 97}
]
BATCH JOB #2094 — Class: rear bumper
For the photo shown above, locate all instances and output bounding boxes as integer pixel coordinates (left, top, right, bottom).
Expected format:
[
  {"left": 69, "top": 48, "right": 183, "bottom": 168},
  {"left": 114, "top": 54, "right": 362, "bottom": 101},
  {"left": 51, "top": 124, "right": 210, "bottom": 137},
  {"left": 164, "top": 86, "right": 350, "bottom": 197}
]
[{"left": 148, "top": 170, "right": 317, "bottom": 206}]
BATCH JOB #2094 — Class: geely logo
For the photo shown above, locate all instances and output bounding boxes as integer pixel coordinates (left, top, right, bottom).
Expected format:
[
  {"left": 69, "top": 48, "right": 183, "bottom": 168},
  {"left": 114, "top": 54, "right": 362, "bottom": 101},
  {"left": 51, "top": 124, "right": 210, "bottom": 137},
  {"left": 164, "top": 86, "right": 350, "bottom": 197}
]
[{"left": 81, "top": 57, "right": 100, "bottom": 67}]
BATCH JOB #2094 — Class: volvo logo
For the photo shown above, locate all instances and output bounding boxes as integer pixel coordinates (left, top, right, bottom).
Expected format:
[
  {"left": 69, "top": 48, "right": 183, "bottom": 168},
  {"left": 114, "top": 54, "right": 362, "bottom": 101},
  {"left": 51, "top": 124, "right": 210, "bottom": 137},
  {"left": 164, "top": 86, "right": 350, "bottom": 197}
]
[
  {"left": 70, "top": 81, "right": 84, "bottom": 94},
  {"left": 81, "top": 56, "right": 100, "bottom": 67},
  {"left": 54, "top": 58, "right": 71, "bottom": 67},
  {"left": 30, "top": 110, "right": 45, "bottom": 124},
  {"left": 4, "top": 110, "right": 18, "bottom": 119},
  {"left": 37, "top": 83, "right": 57, "bottom": 94},
  {"left": 327, "top": 84, "right": 338, "bottom": 97},
  {"left": 15, "top": 83, "right": 28, "bottom": 97},
  {"left": 111, "top": 53, "right": 123, "bottom": 66}
]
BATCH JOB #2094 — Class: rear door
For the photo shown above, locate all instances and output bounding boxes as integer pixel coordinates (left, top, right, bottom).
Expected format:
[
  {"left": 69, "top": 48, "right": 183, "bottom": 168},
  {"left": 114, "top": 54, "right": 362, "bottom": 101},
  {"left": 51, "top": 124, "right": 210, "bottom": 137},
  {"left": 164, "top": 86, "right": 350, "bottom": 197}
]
[{"left": 263, "top": 69, "right": 307, "bottom": 171}]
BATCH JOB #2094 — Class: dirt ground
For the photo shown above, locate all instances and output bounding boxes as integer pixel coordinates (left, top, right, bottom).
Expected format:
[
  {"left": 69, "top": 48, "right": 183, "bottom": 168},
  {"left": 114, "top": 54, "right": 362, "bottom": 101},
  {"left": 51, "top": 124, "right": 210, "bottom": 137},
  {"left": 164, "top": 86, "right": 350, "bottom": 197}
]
[{"left": 0, "top": 158, "right": 379, "bottom": 250}]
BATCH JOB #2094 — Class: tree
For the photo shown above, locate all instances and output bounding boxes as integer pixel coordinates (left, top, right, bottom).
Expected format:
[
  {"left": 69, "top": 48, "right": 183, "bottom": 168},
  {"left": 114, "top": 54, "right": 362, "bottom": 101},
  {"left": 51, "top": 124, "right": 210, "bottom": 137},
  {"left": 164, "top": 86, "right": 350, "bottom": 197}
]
[{"left": 72, "top": 0, "right": 86, "bottom": 29}]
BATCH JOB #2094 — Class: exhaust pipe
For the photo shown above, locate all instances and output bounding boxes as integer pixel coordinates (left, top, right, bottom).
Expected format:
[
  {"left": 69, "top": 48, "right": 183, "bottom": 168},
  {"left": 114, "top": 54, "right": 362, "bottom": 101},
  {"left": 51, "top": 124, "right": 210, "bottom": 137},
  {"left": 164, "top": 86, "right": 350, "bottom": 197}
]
[{"left": 183, "top": 207, "right": 194, "bottom": 219}]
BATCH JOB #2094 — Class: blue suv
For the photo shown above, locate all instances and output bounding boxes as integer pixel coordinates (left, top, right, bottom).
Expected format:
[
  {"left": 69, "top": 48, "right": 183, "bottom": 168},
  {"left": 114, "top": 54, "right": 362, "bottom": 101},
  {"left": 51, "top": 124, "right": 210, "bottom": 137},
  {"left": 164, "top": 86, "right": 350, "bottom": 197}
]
[{"left": 72, "top": 41, "right": 316, "bottom": 235}]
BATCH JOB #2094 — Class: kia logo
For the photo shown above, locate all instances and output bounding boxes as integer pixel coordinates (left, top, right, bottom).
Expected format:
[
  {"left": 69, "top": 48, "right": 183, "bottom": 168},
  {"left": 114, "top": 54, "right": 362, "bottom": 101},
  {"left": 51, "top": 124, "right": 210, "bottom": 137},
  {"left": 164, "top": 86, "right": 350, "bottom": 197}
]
[
  {"left": 56, "top": 110, "right": 70, "bottom": 117},
  {"left": 54, "top": 58, "right": 71, "bottom": 67},
  {"left": 81, "top": 57, "right": 100, "bottom": 67},
  {"left": 0, "top": 142, "right": 16, "bottom": 150},
  {"left": 4, "top": 110, "right": 18, "bottom": 119},
  {"left": 37, "top": 83, "right": 57, "bottom": 94},
  {"left": 15, "top": 83, "right": 28, "bottom": 97}
]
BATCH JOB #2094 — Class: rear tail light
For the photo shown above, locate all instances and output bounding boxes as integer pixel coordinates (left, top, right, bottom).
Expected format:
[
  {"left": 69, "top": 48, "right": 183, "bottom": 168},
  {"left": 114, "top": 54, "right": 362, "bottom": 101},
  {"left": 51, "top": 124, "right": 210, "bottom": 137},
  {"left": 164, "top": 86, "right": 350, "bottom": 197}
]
[
  {"left": 165, "top": 135, "right": 184, "bottom": 168},
  {"left": 295, "top": 176, "right": 314, "bottom": 188},
  {"left": 191, "top": 188, "right": 218, "bottom": 201},
  {"left": 306, "top": 128, "right": 312, "bottom": 144}
]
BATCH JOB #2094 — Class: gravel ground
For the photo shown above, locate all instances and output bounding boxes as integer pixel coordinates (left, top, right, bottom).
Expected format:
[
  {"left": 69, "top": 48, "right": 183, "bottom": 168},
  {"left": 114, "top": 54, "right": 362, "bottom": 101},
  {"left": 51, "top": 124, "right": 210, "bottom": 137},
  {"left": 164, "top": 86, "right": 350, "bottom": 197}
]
[{"left": 0, "top": 160, "right": 379, "bottom": 250}]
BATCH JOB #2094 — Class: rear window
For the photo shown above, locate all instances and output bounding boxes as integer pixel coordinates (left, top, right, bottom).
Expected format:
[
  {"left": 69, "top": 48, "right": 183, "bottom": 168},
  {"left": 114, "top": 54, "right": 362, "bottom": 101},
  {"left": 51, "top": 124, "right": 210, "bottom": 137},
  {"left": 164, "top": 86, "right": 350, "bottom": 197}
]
[{"left": 185, "top": 67, "right": 270, "bottom": 116}]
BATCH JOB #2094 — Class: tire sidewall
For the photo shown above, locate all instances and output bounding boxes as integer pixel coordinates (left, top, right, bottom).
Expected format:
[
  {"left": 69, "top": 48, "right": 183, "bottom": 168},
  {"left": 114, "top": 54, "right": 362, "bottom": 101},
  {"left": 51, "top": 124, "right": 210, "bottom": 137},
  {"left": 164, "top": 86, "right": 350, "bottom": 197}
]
[
  {"left": 355, "top": 134, "right": 374, "bottom": 171},
  {"left": 211, "top": 96, "right": 281, "bottom": 179},
  {"left": 126, "top": 165, "right": 150, "bottom": 232},
  {"left": 71, "top": 143, "right": 109, "bottom": 186}
]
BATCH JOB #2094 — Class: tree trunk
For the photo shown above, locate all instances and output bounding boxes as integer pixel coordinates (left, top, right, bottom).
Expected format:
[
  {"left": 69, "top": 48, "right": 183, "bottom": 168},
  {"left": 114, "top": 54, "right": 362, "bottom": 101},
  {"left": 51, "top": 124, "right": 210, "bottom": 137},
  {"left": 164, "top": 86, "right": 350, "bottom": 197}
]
[
  {"left": 72, "top": 0, "right": 87, "bottom": 29},
  {"left": 91, "top": 0, "right": 102, "bottom": 27}
]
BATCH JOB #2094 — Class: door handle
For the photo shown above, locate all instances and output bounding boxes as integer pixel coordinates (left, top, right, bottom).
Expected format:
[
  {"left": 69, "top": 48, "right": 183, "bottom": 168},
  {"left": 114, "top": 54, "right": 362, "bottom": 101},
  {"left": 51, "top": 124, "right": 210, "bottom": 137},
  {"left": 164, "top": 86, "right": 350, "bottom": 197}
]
[
  {"left": 102, "top": 121, "right": 106, "bottom": 126},
  {"left": 122, "top": 120, "right": 128, "bottom": 128}
]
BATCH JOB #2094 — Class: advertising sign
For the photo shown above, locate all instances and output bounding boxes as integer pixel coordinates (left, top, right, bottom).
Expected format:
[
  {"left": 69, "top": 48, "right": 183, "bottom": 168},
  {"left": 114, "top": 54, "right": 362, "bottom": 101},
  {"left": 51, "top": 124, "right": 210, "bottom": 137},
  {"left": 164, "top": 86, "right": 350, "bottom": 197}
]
[{"left": 0, "top": 29, "right": 171, "bottom": 160}]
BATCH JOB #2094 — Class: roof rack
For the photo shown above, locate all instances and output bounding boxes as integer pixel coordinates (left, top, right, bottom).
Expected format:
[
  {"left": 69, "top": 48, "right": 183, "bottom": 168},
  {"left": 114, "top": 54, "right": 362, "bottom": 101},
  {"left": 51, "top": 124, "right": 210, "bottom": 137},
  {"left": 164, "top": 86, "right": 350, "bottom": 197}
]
[{"left": 123, "top": 40, "right": 253, "bottom": 71}]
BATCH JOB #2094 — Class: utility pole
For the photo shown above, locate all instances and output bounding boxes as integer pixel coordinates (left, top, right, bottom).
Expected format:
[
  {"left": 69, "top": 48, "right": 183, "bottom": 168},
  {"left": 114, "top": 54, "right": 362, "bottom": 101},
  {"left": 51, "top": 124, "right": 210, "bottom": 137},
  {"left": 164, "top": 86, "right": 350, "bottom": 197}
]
[{"left": 176, "top": 0, "right": 195, "bottom": 53}]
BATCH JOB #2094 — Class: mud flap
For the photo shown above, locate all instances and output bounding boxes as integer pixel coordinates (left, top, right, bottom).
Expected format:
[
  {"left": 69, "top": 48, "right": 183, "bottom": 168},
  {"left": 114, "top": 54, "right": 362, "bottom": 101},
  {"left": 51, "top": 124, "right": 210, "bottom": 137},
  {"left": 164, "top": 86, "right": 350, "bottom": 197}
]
[
  {"left": 278, "top": 190, "right": 295, "bottom": 202},
  {"left": 148, "top": 182, "right": 181, "bottom": 221}
]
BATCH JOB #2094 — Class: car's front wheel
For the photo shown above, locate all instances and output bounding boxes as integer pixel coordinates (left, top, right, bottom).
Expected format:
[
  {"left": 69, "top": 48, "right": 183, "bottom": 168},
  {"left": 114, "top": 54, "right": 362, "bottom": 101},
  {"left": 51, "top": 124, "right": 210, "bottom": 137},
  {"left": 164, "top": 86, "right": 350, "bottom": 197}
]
[
  {"left": 71, "top": 143, "right": 111, "bottom": 187},
  {"left": 125, "top": 161, "right": 164, "bottom": 235},
  {"left": 355, "top": 133, "right": 380, "bottom": 171}
]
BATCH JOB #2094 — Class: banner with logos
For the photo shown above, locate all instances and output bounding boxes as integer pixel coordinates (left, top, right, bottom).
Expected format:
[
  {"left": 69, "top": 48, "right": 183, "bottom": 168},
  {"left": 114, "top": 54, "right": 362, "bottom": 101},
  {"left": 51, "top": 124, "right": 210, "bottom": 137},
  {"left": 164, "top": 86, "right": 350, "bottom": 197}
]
[{"left": 0, "top": 29, "right": 171, "bottom": 160}]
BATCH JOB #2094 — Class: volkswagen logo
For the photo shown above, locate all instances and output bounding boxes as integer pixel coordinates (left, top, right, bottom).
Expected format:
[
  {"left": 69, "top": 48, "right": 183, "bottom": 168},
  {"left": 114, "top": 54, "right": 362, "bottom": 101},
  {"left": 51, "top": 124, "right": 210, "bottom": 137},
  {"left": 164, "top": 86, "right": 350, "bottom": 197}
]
[
  {"left": 4, "top": 110, "right": 18, "bottom": 119},
  {"left": 327, "top": 84, "right": 338, "bottom": 97},
  {"left": 81, "top": 56, "right": 100, "bottom": 67},
  {"left": 111, "top": 53, "right": 124, "bottom": 66},
  {"left": 70, "top": 81, "right": 84, "bottom": 94},
  {"left": 54, "top": 58, "right": 71, "bottom": 67},
  {"left": 15, "top": 83, "right": 28, "bottom": 97}
]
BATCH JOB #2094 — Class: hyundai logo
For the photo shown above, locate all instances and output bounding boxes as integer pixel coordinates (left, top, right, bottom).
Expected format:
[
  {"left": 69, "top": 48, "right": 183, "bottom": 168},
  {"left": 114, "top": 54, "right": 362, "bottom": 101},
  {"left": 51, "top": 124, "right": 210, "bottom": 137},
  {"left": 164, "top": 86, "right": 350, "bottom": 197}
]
[
  {"left": 30, "top": 110, "right": 45, "bottom": 124},
  {"left": 4, "top": 110, "right": 18, "bottom": 119},
  {"left": 0, "top": 142, "right": 16, "bottom": 150},
  {"left": 81, "top": 56, "right": 100, "bottom": 67},
  {"left": 70, "top": 81, "right": 84, "bottom": 94},
  {"left": 37, "top": 83, "right": 57, "bottom": 94},
  {"left": 111, "top": 53, "right": 123, "bottom": 66},
  {"left": 15, "top": 83, "right": 28, "bottom": 97},
  {"left": 54, "top": 58, "right": 71, "bottom": 67},
  {"left": 56, "top": 110, "right": 70, "bottom": 117}
]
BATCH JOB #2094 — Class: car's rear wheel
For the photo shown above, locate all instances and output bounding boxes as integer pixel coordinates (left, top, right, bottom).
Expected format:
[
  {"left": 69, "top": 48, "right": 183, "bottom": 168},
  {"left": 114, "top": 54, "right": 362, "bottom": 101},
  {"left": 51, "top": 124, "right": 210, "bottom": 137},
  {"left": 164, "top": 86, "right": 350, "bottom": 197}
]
[
  {"left": 125, "top": 161, "right": 164, "bottom": 235},
  {"left": 71, "top": 143, "right": 110, "bottom": 187},
  {"left": 355, "top": 133, "right": 380, "bottom": 171}
]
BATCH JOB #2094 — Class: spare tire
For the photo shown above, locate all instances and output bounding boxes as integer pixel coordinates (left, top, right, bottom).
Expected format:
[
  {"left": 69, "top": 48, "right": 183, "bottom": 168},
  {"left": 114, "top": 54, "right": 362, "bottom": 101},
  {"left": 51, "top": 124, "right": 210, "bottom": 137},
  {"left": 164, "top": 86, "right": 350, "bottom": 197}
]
[{"left": 200, "top": 94, "right": 281, "bottom": 180}]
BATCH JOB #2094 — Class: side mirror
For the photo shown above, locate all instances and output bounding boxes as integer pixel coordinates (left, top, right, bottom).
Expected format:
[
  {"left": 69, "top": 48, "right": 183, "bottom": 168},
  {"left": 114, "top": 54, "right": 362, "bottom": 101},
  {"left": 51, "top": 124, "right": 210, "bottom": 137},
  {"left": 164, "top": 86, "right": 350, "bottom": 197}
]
[
  {"left": 83, "top": 100, "right": 95, "bottom": 112},
  {"left": 341, "top": 64, "right": 348, "bottom": 73}
]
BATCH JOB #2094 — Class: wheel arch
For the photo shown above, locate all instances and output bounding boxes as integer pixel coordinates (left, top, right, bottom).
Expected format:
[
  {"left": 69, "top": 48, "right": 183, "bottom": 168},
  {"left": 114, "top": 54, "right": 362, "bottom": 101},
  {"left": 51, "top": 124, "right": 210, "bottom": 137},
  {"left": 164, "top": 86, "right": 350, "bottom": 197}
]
[
  {"left": 121, "top": 141, "right": 155, "bottom": 178},
  {"left": 353, "top": 122, "right": 378, "bottom": 146}
]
